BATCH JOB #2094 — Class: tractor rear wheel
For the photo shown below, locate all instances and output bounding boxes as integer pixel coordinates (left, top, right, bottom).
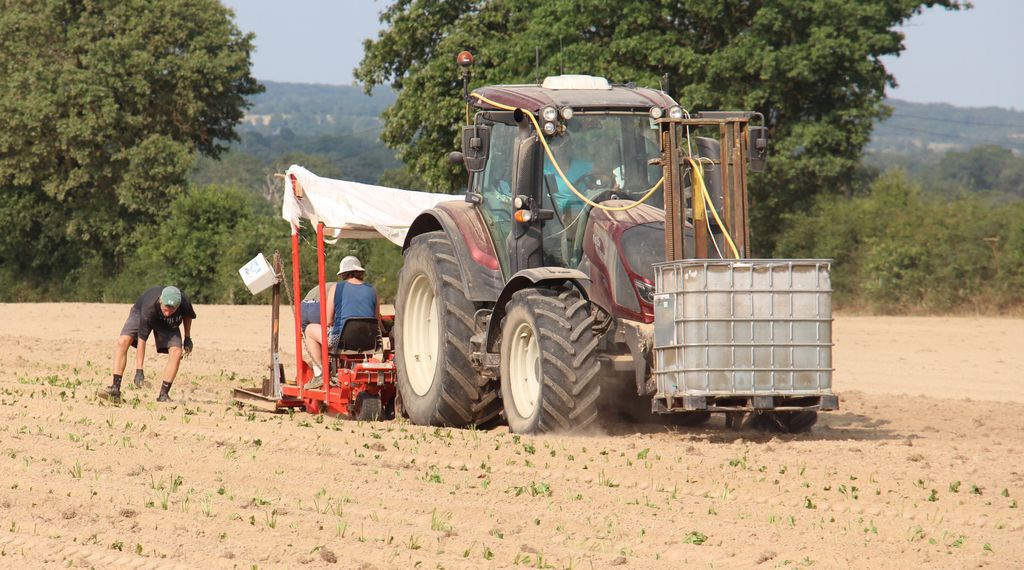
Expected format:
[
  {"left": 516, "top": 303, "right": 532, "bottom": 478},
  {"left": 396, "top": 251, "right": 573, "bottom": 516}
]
[
  {"left": 394, "top": 231, "right": 501, "bottom": 428},
  {"left": 499, "top": 287, "right": 601, "bottom": 434}
]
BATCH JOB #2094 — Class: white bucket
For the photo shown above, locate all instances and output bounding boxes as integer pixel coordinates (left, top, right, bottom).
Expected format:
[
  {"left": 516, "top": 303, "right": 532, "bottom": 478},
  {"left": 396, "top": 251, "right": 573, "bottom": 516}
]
[{"left": 239, "top": 253, "right": 277, "bottom": 295}]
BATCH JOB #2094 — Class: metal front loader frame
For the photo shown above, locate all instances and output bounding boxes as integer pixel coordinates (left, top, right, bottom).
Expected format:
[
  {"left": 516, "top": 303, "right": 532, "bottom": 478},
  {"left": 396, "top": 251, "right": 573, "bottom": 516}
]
[{"left": 660, "top": 113, "right": 756, "bottom": 262}]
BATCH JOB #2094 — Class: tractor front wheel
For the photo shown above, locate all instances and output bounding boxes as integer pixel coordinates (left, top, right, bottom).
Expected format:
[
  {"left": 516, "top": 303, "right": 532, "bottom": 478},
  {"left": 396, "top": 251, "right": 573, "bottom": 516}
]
[{"left": 500, "top": 287, "right": 600, "bottom": 434}]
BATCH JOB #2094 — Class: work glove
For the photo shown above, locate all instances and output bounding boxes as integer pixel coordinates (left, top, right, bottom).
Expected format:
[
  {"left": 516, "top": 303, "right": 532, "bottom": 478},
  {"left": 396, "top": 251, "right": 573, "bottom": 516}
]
[
  {"left": 183, "top": 336, "right": 193, "bottom": 358},
  {"left": 133, "top": 369, "right": 145, "bottom": 389}
]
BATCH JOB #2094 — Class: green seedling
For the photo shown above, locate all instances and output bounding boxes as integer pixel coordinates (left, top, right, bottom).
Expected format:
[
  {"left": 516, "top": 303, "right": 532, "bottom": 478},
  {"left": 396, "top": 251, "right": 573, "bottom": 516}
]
[
  {"left": 431, "top": 509, "right": 453, "bottom": 533},
  {"left": 682, "top": 531, "right": 707, "bottom": 545}
]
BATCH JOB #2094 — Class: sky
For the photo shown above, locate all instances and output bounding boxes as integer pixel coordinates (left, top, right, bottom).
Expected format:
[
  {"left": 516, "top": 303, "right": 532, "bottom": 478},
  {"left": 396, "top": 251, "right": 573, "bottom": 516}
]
[{"left": 223, "top": 0, "right": 1023, "bottom": 110}]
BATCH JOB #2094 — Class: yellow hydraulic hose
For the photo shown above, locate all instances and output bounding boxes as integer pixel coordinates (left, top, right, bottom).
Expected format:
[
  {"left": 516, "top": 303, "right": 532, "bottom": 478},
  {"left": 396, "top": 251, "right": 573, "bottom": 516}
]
[
  {"left": 470, "top": 92, "right": 663, "bottom": 212},
  {"left": 686, "top": 158, "right": 740, "bottom": 259}
]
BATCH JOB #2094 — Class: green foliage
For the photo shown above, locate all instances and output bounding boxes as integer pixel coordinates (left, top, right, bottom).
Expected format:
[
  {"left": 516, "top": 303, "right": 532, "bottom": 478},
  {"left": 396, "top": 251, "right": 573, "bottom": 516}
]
[
  {"left": 0, "top": 0, "right": 261, "bottom": 297},
  {"left": 102, "top": 185, "right": 404, "bottom": 305},
  {"left": 775, "top": 171, "right": 1024, "bottom": 312},
  {"left": 108, "top": 186, "right": 284, "bottom": 304},
  {"left": 355, "top": 0, "right": 965, "bottom": 252},
  {"left": 871, "top": 145, "right": 1024, "bottom": 203}
]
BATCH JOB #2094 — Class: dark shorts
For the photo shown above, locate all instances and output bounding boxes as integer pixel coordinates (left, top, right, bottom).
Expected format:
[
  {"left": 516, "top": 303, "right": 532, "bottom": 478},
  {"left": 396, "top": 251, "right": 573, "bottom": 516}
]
[{"left": 119, "top": 306, "right": 182, "bottom": 354}]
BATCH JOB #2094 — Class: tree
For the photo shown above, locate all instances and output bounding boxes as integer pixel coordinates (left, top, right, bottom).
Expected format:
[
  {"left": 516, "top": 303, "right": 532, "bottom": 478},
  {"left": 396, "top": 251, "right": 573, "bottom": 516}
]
[
  {"left": 0, "top": 0, "right": 262, "bottom": 297},
  {"left": 355, "top": 0, "right": 964, "bottom": 253},
  {"left": 109, "top": 185, "right": 286, "bottom": 304}
]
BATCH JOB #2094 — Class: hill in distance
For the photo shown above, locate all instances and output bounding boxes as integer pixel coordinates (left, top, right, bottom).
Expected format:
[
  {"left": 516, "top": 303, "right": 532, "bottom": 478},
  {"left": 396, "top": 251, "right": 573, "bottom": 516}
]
[{"left": 242, "top": 81, "right": 1024, "bottom": 157}]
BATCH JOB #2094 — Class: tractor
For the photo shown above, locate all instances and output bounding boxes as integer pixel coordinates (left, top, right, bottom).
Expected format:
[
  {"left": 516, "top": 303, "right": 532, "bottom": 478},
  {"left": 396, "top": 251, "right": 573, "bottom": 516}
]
[{"left": 393, "top": 52, "right": 837, "bottom": 434}]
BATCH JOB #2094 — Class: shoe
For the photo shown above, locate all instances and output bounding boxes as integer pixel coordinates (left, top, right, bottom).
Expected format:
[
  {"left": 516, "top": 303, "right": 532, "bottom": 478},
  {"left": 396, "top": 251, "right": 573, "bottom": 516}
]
[
  {"left": 98, "top": 386, "right": 121, "bottom": 402},
  {"left": 306, "top": 375, "right": 323, "bottom": 390},
  {"left": 156, "top": 392, "right": 172, "bottom": 403}
]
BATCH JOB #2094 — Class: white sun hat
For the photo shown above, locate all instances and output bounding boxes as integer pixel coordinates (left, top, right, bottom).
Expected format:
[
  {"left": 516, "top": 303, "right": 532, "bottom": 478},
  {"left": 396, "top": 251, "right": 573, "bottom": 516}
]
[{"left": 337, "top": 256, "right": 365, "bottom": 275}]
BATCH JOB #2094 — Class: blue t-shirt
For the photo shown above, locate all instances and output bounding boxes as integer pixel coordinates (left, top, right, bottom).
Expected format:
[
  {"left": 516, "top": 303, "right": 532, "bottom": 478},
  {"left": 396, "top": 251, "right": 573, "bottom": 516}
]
[
  {"left": 330, "top": 281, "right": 378, "bottom": 337},
  {"left": 544, "top": 159, "right": 593, "bottom": 209}
]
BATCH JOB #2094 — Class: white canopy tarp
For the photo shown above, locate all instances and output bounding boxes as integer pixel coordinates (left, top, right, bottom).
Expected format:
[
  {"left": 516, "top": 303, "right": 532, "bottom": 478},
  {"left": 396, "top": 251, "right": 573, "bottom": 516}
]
[{"left": 281, "top": 164, "right": 461, "bottom": 246}]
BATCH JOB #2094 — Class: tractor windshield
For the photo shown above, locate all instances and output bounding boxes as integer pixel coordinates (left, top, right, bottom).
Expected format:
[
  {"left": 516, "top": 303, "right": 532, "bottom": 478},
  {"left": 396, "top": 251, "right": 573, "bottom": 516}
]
[{"left": 540, "top": 113, "right": 662, "bottom": 268}]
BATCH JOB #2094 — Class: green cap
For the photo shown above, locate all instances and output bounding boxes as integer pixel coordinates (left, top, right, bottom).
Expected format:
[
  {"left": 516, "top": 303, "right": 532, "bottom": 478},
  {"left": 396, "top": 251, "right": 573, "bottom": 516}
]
[{"left": 160, "top": 286, "right": 182, "bottom": 308}]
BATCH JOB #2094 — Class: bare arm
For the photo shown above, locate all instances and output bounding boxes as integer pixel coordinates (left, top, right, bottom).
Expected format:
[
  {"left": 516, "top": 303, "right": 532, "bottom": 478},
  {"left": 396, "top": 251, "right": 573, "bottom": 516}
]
[
  {"left": 324, "top": 283, "right": 336, "bottom": 328},
  {"left": 135, "top": 336, "right": 146, "bottom": 370}
]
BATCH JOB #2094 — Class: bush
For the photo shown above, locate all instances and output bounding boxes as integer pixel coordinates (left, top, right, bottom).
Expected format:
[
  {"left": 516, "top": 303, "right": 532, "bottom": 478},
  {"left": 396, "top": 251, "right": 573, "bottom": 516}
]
[
  {"left": 109, "top": 185, "right": 288, "bottom": 304},
  {"left": 776, "top": 171, "right": 1024, "bottom": 312},
  {"left": 105, "top": 183, "right": 406, "bottom": 306}
]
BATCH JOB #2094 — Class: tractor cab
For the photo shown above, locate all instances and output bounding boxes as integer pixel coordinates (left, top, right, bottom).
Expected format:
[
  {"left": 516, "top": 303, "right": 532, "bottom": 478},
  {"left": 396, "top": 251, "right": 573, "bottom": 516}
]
[{"left": 464, "top": 76, "right": 673, "bottom": 280}]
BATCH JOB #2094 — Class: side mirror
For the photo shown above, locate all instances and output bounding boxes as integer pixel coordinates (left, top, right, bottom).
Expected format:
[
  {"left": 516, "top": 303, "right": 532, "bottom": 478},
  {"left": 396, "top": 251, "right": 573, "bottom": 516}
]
[
  {"left": 748, "top": 126, "right": 768, "bottom": 173},
  {"left": 461, "top": 124, "right": 491, "bottom": 173}
]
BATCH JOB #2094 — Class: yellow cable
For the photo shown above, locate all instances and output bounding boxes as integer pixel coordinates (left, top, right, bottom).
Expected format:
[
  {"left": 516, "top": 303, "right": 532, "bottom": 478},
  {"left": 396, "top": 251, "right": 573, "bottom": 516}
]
[
  {"left": 470, "top": 92, "right": 663, "bottom": 212},
  {"left": 686, "top": 158, "right": 740, "bottom": 259}
]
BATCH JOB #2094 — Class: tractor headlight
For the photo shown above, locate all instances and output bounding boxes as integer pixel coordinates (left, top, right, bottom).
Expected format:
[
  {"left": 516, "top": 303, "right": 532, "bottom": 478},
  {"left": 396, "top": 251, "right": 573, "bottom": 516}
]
[
  {"left": 668, "top": 106, "right": 684, "bottom": 120},
  {"left": 542, "top": 121, "right": 557, "bottom": 136},
  {"left": 649, "top": 106, "right": 664, "bottom": 120},
  {"left": 541, "top": 106, "right": 558, "bottom": 122},
  {"left": 634, "top": 279, "right": 655, "bottom": 305},
  {"left": 560, "top": 106, "right": 574, "bottom": 120}
]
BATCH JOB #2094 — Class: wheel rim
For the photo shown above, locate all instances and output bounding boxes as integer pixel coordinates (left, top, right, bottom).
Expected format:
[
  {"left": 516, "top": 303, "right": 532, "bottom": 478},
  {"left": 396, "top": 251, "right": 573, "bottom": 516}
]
[
  {"left": 404, "top": 274, "right": 439, "bottom": 396},
  {"left": 508, "top": 321, "right": 542, "bottom": 419}
]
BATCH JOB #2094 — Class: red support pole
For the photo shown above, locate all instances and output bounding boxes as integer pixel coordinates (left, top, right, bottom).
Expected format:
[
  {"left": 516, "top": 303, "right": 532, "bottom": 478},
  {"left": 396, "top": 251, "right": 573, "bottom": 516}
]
[
  {"left": 316, "top": 223, "right": 329, "bottom": 404},
  {"left": 291, "top": 226, "right": 303, "bottom": 387}
]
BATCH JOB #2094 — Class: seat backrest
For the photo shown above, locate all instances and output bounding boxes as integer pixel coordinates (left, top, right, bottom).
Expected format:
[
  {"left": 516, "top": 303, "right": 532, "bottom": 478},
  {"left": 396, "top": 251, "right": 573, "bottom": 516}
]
[{"left": 337, "top": 318, "right": 379, "bottom": 353}]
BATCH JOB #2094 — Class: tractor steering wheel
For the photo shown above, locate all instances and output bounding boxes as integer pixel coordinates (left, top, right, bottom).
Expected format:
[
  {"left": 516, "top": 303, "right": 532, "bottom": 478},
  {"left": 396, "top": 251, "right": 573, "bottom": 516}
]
[{"left": 572, "top": 172, "right": 617, "bottom": 192}]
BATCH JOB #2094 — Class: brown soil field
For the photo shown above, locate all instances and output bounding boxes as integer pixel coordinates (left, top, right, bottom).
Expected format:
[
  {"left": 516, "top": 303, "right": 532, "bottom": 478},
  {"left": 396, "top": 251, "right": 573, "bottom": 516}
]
[{"left": 0, "top": 303, "right": 1022, "bottom": 569}]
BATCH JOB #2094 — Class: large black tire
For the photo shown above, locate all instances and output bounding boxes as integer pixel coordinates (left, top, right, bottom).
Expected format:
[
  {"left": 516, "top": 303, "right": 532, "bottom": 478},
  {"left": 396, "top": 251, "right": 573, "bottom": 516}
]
[
  {"left": 394, "top": 231, "right": 501, "bottom": 428},
  {"left": 745, "top": 410, "right": 818, "bottom": 433},
  {"left": 355, "top": 392, "right": 382, "bottom": 422},
  {"left": 499, "top": 287, "right": 601, "bottom": 434}
]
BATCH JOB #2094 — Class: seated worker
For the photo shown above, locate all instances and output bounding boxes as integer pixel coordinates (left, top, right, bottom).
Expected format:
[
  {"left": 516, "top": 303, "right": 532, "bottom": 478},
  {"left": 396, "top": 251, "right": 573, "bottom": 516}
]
[
  {"left": 303, "top": 256, "right": 378, "bottom": 388},
  {"left": 543, "top": 130, "right": 620, "bottom": 216},
  {"left": 543, "top": 131, "right": 592, "bottom": 213},
  {"left": 299, "top": 284, "right": 334, "bottom": 377}
]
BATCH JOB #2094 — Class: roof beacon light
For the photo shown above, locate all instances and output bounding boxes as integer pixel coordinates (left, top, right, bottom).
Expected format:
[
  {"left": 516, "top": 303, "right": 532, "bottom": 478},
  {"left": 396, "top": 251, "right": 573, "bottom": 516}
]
[
  {"left": 668, "top": 105, "right": 684, "bottom": 120},
  {"left": 456, "top": 51, "right": 474, "bottom": 67},
  {"left": 649, "top": 106, "right": 664, "bottom": 120}
]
